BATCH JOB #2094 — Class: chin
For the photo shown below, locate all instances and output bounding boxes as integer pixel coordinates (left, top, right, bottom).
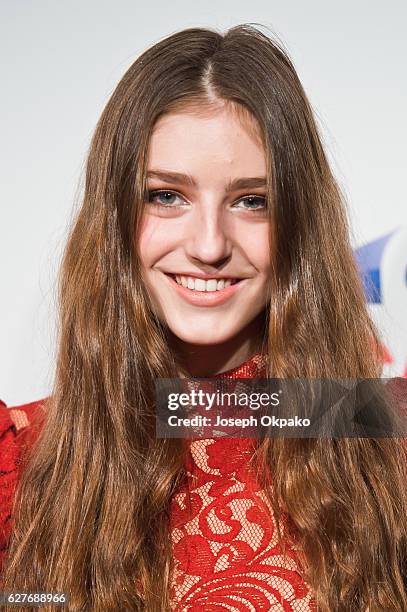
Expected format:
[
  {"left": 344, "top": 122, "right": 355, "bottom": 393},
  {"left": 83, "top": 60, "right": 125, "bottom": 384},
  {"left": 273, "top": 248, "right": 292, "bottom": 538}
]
[{"left": 167, "top": 321, "right": 242, "bottom": 347}]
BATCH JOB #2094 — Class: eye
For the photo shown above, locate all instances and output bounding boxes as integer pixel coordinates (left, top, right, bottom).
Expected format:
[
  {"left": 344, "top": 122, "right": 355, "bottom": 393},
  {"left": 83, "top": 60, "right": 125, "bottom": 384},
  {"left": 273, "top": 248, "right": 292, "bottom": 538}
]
[
  {"left": 233, "top": 195, "right": 267, "bottom": 212},
  {"left": 146, "top": 189, "right": 186, "bottom": 208}
]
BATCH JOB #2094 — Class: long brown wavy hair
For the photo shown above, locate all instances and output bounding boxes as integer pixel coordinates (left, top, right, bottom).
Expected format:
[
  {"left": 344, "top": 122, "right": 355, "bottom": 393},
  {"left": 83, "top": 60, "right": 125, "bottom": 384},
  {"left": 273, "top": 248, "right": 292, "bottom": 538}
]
[{"left": 2, "top": 23, "right": 407, "bottom": 611}]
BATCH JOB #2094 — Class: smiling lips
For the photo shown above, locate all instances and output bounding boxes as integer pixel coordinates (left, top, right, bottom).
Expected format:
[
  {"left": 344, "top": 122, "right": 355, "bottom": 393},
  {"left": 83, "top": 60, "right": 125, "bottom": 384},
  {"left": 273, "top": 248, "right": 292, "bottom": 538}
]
[
  {"left": 163, "top": 272, "right": 245, "bottom": 306},
  {"left": 172, "top": 274, "right": 240, "bottom": 292}
]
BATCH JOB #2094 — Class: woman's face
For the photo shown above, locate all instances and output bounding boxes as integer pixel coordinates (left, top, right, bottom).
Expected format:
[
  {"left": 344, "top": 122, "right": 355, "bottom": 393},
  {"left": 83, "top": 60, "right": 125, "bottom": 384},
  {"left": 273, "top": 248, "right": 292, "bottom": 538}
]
[{"left": 138, "top": 105, "right": 271, "bottom": 347}]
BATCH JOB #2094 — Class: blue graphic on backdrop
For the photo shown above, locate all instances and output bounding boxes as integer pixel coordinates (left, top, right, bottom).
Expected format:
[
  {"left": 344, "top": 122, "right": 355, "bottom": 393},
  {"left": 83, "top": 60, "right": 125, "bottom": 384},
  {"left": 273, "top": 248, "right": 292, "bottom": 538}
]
[
  {"left": 355, "top": 229, "right": 397, "bottom": 303},
  {"left": 354, "top": 226, "right": 407, "bottom": 377}
]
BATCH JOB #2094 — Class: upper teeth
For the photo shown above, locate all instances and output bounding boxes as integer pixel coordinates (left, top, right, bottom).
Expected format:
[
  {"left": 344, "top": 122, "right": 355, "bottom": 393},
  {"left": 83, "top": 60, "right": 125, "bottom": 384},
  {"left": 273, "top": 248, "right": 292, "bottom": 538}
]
[{"left": 174, "top": 276, "right": 236, "bottom": 292}]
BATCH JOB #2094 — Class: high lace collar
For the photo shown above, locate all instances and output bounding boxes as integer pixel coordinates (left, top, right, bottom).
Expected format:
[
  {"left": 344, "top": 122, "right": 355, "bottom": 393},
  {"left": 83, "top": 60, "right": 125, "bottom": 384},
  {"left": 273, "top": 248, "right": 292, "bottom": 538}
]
[{"left": 179, "top": 350, "right": 268, "bottom": 447}]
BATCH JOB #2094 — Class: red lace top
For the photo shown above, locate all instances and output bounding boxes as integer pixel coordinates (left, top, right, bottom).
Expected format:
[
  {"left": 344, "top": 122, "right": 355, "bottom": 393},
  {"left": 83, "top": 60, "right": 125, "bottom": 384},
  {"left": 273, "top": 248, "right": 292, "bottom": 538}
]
[
  {"left": 168, "top": 353, "right": 315, "bottom": 611},
  {"left": 0, "top": 353, "right": 316, "bottom": 610}
]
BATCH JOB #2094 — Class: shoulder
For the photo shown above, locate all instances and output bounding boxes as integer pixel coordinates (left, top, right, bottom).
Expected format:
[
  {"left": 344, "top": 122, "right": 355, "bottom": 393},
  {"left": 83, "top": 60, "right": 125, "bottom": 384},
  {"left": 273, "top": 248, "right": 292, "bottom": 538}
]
[
  {"left": 0, "top": 397, "right": 48, "bottom": 452},
  {"left": 0, "top": 397, "right": 49, "bottom": 569},
  {"left": 0, "top": 396, "right": 49, "bottom": 477}
]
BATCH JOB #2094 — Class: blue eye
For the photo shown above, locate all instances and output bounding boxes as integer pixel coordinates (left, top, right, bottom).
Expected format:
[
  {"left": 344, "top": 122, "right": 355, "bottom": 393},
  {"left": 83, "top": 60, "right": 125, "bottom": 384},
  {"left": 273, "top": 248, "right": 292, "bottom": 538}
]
[
  {"left": 146, "top": 190, "right": 184, "bottom": 207},
  {"left": 145, "top": 190, "right": 267, "bottom": 212},
  {"left": 233, "top": 195, "right": 267, "bottom": 211}
]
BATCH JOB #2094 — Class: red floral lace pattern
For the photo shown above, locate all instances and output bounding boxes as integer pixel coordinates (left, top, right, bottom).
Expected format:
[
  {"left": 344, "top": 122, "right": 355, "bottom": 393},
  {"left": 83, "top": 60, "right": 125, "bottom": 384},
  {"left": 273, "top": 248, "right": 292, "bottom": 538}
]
[
  {"left": 0, "top": 400, "right": 47, "bottom": 574},
  {"left": 169, "top": 354, "right": 316, "bottom": 611}
]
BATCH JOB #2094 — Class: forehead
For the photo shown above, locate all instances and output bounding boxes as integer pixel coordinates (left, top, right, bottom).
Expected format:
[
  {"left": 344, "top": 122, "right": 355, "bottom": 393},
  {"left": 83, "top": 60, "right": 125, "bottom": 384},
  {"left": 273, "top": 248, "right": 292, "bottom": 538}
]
[
  {"left": 153, "top": 97, "right": 263, "bottom": 139},
  {"left": 148, "top": 102, "right": 266, "bottom": 174}
]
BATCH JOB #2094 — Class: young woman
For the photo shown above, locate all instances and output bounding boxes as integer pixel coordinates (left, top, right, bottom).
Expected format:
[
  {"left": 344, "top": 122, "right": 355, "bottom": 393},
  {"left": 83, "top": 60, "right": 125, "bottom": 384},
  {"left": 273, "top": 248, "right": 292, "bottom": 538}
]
[{"left": 1, "top": 23, "right": 407, "bottom": 611}]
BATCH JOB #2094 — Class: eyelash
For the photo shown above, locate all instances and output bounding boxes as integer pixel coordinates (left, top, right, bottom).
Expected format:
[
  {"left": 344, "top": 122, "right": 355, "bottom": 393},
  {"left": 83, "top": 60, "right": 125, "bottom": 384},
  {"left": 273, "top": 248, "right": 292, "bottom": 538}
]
[{"left": 145, "top": 189, "right": 268, "bottom": 213}]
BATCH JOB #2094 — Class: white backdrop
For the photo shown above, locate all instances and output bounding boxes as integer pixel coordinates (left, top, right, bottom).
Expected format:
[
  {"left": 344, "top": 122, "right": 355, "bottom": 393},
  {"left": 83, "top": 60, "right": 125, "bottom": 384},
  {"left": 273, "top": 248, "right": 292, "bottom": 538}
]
[{"left": 1, "top": 1, "right": 406, "bottom": 405}]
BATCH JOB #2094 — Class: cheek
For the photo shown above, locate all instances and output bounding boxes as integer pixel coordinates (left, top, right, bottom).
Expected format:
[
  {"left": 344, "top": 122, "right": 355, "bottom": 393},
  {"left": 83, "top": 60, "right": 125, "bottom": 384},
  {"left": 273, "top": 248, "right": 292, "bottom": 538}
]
[
  {"left": 238, "top": 225, "right": 271, "bottom": 272},
  {"left": 137, "top": 215, "right": 171, "bottom": 266}
]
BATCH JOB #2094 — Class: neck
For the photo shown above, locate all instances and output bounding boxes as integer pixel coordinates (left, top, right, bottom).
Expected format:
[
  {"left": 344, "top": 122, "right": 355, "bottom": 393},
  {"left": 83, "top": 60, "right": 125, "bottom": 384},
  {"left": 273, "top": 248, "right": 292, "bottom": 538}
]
[{"left": 168, "top": 311, "right": 267, "bottom": 377}]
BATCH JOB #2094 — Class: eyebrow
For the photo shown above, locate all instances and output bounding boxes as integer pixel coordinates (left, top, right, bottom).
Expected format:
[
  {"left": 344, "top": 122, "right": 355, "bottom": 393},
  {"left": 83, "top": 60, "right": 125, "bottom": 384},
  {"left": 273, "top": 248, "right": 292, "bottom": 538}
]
[{"left": 146, "top": 169, "right": 268, "bottom": 191}]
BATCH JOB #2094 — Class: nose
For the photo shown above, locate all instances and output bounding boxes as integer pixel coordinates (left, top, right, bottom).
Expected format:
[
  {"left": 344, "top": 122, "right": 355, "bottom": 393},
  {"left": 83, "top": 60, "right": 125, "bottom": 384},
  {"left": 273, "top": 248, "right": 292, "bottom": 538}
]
[{"left": 184, "top": 201, "right": 232, "bottom": 266}]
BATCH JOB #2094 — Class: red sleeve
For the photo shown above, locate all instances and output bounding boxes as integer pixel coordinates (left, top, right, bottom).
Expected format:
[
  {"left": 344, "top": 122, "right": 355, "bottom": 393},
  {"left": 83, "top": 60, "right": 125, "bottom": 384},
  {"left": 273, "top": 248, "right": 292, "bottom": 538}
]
[{"left": 0, "top": 398, "right": 48, "bottom": 574}]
